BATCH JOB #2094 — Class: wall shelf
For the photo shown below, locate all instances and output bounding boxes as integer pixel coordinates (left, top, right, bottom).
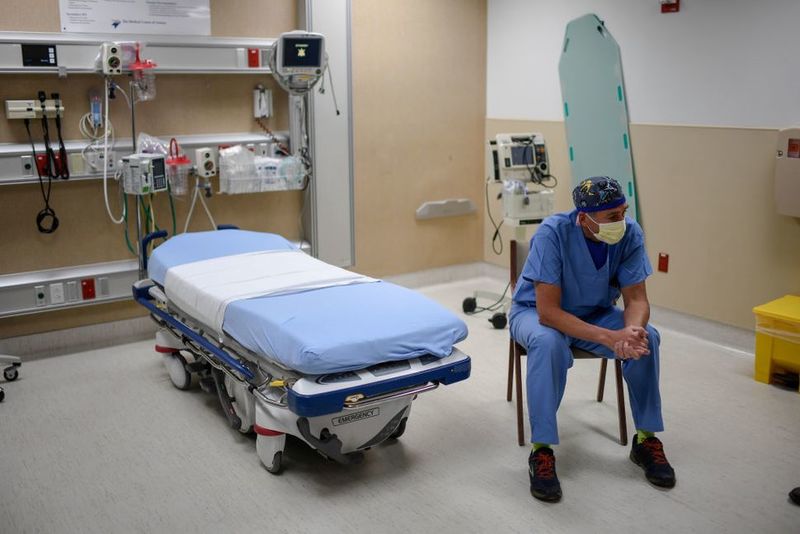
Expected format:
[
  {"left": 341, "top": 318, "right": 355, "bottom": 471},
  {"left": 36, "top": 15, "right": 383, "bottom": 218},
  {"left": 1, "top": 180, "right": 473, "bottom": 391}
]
[
  {"left": 0, "top": 131, "right": 287, "bottom": 186},
  {"left": 0, "top": 31, "right": 276, "bottom": 75}
]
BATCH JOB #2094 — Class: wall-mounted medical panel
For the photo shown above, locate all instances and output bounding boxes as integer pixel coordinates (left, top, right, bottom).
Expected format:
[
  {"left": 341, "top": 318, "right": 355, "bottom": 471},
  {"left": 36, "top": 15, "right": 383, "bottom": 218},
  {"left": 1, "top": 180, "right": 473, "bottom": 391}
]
[
  {"left": 0, "top": 132, "right": 285, "bottom": 186},
  {"left": 0, "top": 260, "right": 138, "bottom": 318},
  {"left": 0, "top": 237, "right": 311, "bottom": 318},
  {"left": 0, "top": 32, "right": 275, "bottom": 74},
  {"left": 775, "top": 128, "right": 800, "bottom": 217}
]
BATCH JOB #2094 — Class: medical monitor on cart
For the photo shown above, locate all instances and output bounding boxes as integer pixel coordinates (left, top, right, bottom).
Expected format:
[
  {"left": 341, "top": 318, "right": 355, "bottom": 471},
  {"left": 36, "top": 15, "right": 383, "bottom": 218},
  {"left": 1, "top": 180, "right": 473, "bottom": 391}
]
[{"left": 275, "top": 32, "right": 325, "bottom": 77}]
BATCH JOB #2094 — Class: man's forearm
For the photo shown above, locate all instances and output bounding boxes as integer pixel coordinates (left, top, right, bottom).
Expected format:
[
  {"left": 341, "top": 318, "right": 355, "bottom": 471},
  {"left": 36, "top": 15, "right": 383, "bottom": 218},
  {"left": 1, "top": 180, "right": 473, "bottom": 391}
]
[
  {"left": 624, "top": 299, "right": 650, "bottom": 328},
  {"left": 538, "top": 307, "right": 613, "bottom": 347}
]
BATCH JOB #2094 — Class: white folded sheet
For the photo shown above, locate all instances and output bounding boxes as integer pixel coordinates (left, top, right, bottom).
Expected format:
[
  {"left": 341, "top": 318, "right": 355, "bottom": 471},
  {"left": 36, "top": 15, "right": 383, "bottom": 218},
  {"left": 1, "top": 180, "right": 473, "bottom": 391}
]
[{"left": 164, "top": 250, "right": 376, "bottom": 332}]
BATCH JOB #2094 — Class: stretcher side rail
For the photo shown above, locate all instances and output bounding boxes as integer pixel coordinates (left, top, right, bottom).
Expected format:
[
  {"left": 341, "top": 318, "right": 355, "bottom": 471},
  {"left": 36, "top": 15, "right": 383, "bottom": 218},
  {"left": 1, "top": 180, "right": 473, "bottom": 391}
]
[
  {"left": 135, "top": 279, "right": 472, "bottom": 418},
  {"left": 287, "top": 354, "right": 471, "bottom": 417},
  {"left": 134, "top": 279, "right": 256, "bottom": 381},
  {"left": 342, "top": 382, "right": 439, "bottom": 410}
]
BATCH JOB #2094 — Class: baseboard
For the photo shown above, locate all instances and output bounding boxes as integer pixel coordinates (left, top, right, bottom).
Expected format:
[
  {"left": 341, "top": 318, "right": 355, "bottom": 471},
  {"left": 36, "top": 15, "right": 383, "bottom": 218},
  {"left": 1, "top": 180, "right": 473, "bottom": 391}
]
[
  {"left": 385, "top": 261, "right": 507, "bottom": 289},
  {"left": 648, "top": 305, "right": 754, "bottom": 356},
  {"left": 0, "top": 316, "right": 157, "bottom": 360}
]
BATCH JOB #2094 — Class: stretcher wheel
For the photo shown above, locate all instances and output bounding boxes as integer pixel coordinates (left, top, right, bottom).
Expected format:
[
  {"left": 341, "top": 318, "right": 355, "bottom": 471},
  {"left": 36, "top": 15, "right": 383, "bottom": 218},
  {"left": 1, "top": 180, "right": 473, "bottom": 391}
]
[
  {"left": 165, "top": 353, "right": 192, "bottom": 390},
  {"left": 390, "top": 417, "right": 408, "bottom": 439},
  {"left": 3, "top": 367, "right": 18, "bottom": 381},
  {"left": 265, "top": 451, "right": 283, "bottom": 474},
  {"left": 257, "top": 433, "right": 286, "bottom": 474}
]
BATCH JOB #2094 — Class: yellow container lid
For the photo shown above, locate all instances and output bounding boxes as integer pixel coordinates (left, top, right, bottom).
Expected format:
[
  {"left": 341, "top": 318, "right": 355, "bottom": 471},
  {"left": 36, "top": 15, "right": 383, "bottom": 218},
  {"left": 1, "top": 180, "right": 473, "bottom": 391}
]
[{"left": 753, "top": 295, "right": 800, "bottom": 322}]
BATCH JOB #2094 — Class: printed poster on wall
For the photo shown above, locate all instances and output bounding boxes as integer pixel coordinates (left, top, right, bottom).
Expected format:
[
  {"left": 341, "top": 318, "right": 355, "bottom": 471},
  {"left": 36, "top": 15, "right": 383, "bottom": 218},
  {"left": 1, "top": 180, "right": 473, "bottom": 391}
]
[{"left": 59, "top": 0, "right": 211, "bottom": 35}]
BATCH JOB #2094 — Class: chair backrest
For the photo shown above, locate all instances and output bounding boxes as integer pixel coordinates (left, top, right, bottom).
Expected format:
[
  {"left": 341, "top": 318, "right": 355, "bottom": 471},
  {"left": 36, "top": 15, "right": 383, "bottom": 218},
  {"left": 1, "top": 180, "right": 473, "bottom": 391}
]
[{"left": 510, "top": 239, "right": 530, "bottom": 291}]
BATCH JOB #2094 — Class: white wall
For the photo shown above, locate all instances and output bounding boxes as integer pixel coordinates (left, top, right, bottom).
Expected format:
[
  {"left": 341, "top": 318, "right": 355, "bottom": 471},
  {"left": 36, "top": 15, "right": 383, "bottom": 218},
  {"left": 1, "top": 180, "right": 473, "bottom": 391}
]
[{"left": 487, "top": 0, "right": 800, "bottom": 128}]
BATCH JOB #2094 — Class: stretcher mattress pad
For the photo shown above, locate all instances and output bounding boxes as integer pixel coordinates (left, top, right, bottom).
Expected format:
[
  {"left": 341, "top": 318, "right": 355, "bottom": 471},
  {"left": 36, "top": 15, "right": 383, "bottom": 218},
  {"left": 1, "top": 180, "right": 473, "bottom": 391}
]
[{"left": 149, "top": 230, "right": 468, "bottom": 374}]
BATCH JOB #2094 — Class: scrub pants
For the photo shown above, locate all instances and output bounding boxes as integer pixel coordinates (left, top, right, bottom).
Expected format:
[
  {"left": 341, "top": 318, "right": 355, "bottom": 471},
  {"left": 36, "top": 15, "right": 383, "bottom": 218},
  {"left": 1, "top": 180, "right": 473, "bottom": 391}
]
[{"left": 509, "top": 305, "right": 664, "bottom": 445}]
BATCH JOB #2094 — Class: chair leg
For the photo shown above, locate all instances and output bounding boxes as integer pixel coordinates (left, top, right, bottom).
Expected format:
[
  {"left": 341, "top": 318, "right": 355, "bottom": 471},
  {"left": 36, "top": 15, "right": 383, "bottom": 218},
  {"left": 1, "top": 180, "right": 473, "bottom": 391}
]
[
  {"left": 514, "top": 346, "right": 525, "bottom": 446},
  {"left": 597, "top": 358, "right": 608, "bottom": 402},
  {"left": 614, "top": 360, "right": 628, "bottom": 446},
  {"left": 507, "top": 340, "right": 514, "bottom": 402}
]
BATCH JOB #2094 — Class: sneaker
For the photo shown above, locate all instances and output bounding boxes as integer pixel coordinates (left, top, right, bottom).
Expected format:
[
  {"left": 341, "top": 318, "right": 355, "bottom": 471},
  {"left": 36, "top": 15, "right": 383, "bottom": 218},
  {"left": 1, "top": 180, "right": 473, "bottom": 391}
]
[
  {"left": 529, "top": 448, "right": 562, "bottom": 502},
  {"left": 790, "top": 487, "right": 800, "bottom": 506},
  {"left": 630, "top": 435, "right": 676, "bottom": 488}
]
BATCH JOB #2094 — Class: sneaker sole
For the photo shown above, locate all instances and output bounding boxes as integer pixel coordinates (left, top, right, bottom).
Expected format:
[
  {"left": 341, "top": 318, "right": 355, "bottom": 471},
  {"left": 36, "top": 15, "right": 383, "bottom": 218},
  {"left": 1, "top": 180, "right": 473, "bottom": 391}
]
[
  {"left": 629, "top": 451, "right": 676, "bottom": 489},
  {"left": 530, "top": 486, "right": 562, "bottom": 503}
]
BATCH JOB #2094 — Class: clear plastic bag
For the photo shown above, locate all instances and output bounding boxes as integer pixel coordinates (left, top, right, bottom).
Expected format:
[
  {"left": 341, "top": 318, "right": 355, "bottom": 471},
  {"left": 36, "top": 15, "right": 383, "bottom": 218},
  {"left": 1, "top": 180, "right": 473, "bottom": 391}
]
[
  {"left": 219, "top": 144, "right": 306, "bottom": 194},
  {"left": 136, "top": 132, "right": 168, "bottom": 155}
]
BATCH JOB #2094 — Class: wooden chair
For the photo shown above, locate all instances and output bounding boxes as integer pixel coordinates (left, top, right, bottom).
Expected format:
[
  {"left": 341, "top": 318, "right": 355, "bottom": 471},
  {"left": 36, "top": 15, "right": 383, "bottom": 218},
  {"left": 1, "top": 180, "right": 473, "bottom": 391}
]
[{"left": 507, "top": 239, "right": 628, "bottom": 447}]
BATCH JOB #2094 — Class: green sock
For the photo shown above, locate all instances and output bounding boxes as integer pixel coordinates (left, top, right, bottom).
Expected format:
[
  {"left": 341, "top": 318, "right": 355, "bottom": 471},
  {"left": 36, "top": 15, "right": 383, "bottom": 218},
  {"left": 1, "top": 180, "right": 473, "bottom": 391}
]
[
  {"left": 532, "top": 442, "right": 550, "bottom": 452},
  {"left": 636, "top": 430, "right": 655, "bottom": 443}
]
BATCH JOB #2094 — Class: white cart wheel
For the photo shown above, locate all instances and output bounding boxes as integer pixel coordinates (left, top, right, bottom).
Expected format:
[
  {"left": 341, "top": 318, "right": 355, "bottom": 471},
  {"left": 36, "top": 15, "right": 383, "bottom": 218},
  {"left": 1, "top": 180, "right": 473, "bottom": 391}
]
[
  {"left": 164, "top": 353, "right": 192, "bottom": 390},
  {"left": 256, "top": 433, "right": 286, "bottom": 474},
  {"left": 266, "top": 451, "right": 283, "bottom": 474},
  {"left": 390, "top": 417, "right": 408, "bottom": 439}
]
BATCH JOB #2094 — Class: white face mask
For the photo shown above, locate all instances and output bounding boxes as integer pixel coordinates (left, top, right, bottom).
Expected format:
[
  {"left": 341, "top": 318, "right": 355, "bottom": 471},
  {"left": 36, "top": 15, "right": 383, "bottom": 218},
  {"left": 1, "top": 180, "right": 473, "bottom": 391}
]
[{"left": 585, "top": 213, "right": 626, "bottom": 245}]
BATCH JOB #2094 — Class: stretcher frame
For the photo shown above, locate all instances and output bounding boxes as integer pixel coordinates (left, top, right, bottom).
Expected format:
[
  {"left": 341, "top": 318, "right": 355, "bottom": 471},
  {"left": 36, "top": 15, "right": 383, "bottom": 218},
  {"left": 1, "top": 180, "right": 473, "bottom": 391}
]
[{"left": 133, "top": 229, "right": 471, "bottom": 473}]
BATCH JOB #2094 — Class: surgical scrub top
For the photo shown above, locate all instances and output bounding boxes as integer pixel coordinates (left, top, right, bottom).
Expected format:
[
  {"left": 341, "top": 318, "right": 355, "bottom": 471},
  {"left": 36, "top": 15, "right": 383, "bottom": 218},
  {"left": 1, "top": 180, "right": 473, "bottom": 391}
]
[{"left": 512, "top": 210, "right": 652, "bottom": 319}]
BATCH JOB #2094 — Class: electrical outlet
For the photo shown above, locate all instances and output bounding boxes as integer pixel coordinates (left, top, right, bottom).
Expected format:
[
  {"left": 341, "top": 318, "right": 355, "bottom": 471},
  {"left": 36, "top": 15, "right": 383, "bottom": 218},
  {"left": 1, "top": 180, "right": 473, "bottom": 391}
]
[
  {"left": 658, "top": 253, "right": 669, "bottom": 273},
  {"left": 86, "top": 151, "right": 115, "bottom": 172},
  {"left": 97, "top": 277, "right": 110, "bottom": 296},
  {"left": 34, "top": 285, "right": 46, "bottom": 306},
  {"left": 20, "top": 155, "right": 33, "bottom": 176},
  {"left": 49, "top": 282, "right": 65, "bottom": 304},
  {"left": 66, "top": 281, "right": 79, "bottom": 301}
]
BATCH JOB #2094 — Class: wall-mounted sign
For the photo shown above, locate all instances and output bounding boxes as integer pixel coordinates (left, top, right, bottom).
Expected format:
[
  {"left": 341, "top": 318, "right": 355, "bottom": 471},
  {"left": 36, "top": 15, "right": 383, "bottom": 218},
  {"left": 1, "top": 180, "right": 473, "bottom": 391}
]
[{"left": 59, "top": 0, "right": 211, "bottom": 36}]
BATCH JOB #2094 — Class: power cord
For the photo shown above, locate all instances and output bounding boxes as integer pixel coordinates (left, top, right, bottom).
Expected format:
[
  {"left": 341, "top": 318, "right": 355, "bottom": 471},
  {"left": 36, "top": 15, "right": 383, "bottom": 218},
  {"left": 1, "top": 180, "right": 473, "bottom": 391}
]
[
  {"left": 462, "top": 282, "right": 512, "bottom": 329},
  {"left": 51, "top": 93, "right": 69, "bottom": 180},
  {"left": 317, "top": 58, "right": 341, "bottom": 116},
  {"left": 486, "top": 178, "right": 504, "bottom": 255},
  {"left": 24, "top": 118, "right": 59, "bottom": 233},
  {"left": 463, "top": 282, "right": 511, "bottom": 315},
  {"left": 254, "top": 117, "right": 291, "bottom": 155},
  {"left": 37, "top": 92, "right": 57, "bottom": 181},
  {"left": 102, "top": 77, "right": 125, "bottom": 224}
]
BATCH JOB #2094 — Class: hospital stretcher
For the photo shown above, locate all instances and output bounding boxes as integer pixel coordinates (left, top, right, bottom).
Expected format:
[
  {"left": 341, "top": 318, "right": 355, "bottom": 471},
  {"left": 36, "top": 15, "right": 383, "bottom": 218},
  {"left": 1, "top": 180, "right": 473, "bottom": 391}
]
[{"left": 133, "top": 228, "right": 471, "bottom": 473}]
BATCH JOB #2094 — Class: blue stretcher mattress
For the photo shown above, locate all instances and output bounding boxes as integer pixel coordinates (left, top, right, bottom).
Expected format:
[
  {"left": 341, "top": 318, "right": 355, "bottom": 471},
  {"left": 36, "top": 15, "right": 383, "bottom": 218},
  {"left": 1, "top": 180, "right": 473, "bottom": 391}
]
[{"left": 149, "top": 230, "right": 468, "bottom": 375}]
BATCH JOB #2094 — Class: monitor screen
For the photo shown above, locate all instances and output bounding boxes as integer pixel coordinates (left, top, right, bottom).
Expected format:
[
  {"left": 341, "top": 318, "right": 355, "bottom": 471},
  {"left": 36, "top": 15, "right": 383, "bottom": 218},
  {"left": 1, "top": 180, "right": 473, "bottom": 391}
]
[
  {"left": 281, "top": 36, "right": 323, "bottom": 69},
  {"left": 510, "top": 145, "right": 533, "bottom": 167}
]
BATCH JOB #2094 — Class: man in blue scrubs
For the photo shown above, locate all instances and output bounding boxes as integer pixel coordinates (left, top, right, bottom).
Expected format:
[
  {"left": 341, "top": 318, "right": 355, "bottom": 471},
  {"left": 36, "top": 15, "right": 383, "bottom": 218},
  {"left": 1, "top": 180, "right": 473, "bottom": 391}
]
[{"left": 510, "top": 177, "right": 675, "bottom": 503}]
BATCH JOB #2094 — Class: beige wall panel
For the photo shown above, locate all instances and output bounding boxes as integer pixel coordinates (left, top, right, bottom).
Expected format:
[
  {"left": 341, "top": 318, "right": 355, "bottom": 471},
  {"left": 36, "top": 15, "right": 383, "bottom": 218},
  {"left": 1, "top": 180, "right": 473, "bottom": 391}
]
[
  {"left": 0, "top": 1, "right": 298, "bottom": 338},
  {"left": 350, "top": 0, "right": 486, "bottom": 277},
  {"left": 632, "top": 124, "right": 800, "bottom": 330},
  {"left": 0, "top": 301, "right": 145, "bottom": 339},
  {"left": 485, "top": 118, "right": 800, "bottom": 330},
  {"left": 210, "top": 1, "right": 297, "bottom": 37}
]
